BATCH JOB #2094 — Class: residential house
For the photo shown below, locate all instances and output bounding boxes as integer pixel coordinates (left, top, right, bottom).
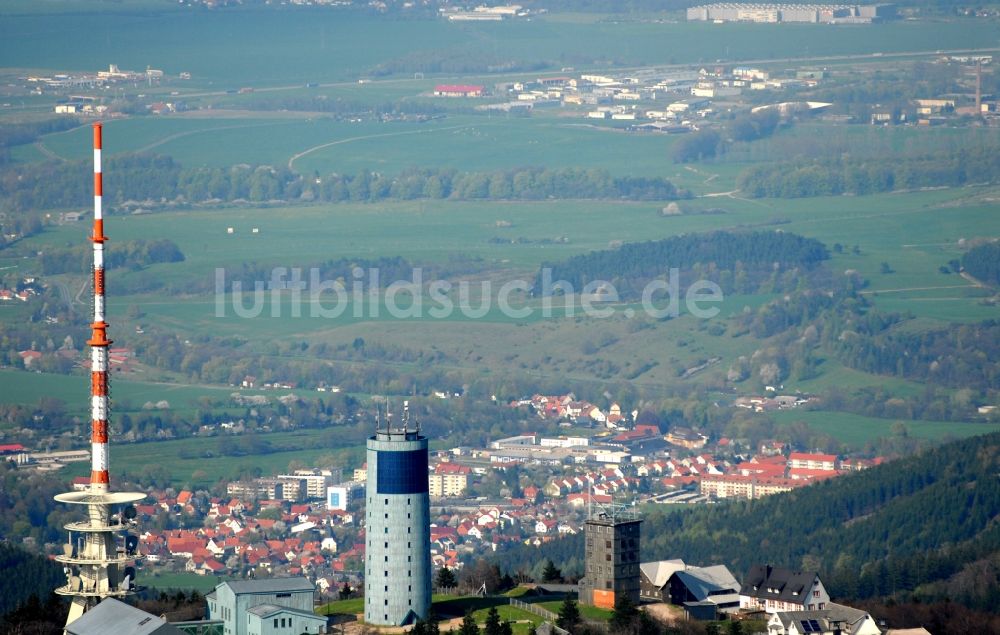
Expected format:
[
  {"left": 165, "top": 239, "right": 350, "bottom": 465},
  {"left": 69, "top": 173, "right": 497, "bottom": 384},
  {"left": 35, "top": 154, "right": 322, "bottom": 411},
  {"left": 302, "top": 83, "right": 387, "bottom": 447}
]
[
  {"left": 740, "top": 565, "right": 829, "bottom": 614},
  {"left": 767, "top": 602, "right": 881, "bottom": 635}
]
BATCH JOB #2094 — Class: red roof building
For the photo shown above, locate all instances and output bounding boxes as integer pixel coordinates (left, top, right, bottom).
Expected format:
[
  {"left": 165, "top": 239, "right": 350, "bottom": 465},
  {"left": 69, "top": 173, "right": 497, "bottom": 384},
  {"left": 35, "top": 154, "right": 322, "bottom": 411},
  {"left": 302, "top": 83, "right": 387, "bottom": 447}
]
[{"left": 433, "top": 84, "right": 485, "bottom": 97}]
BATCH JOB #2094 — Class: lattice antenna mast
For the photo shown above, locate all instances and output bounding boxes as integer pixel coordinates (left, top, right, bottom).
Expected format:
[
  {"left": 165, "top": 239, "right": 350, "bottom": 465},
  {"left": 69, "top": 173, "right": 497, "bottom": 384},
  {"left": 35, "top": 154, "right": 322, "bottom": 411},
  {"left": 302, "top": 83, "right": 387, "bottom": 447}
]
[
  {"left": 89, "top": 122, "right": 110, "bottom": 492},
  {"left": 55, "top": 123, "right": 145, "bottom": 629}
]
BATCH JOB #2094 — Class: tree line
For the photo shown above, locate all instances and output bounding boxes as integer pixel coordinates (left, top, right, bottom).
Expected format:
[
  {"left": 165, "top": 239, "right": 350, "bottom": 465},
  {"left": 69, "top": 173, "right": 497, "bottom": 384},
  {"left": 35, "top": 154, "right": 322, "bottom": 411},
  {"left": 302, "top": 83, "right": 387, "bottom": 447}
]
[
  {"left": 672, "top": 110, "right": 782, "bottom": 163},
  {"left": 0, "top": 154, "right": 683, "bottom": 214},
  {"left": 38, "top": 239, "right": 184, "bottom": 275},
  {"left": 736, "top": 144, "right": 1000, "bottom": 198},
  {"left": 0, "top": 117, "right": 80, "bottom": 166},
  {"left": 536, "top": 230, "right": 829, "bottom": 298},
  {"left": 826, "top": 316, "right": 1000, "bottom": 392}
]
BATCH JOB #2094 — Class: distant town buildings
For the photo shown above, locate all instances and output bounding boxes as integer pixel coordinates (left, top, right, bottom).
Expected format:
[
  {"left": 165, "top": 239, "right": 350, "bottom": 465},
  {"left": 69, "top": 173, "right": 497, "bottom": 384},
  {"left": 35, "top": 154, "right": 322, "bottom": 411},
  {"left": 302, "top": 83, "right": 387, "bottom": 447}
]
[
  {"left": 432, "top": 84, "right": 485, "bottom": 97},
  {"left": 441, "top": 5, "right": 526, "bottom": 21},
  {"left": 429, "top": 463, "right": 470, "bottom": 497},
  {"left": 686, "top": 3, "right": 897, "bottom": 23}
]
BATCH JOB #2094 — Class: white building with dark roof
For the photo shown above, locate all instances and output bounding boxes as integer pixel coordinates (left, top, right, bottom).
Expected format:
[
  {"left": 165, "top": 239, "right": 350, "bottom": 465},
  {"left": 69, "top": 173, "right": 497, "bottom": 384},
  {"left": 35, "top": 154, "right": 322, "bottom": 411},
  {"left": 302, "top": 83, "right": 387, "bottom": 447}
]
[
  {"left": 767, "top": 602, "right": 882, "bottom": 635},
  {"left": 740, "top": 565, "right": 829, "bottom": 614}
]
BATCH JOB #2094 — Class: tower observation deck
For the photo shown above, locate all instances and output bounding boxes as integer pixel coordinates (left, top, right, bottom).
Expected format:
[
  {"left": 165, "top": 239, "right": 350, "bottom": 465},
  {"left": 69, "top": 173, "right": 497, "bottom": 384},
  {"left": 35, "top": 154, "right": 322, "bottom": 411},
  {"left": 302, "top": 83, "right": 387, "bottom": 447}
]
[{"left": 364, "top": 403, "right": 431, "bottom": 626}]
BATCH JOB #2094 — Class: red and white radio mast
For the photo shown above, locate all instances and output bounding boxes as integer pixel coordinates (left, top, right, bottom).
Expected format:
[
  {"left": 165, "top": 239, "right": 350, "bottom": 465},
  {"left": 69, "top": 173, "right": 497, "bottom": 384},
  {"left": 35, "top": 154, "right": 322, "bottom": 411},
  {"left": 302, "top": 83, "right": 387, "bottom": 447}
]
[{"left": 55, "top": 123, "right": 145, "bottom": 627}]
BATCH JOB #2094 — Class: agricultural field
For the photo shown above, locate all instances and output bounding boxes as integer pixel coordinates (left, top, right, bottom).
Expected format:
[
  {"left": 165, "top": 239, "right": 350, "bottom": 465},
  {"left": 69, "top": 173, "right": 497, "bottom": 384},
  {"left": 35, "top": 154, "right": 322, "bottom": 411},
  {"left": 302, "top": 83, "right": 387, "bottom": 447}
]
[
  {"left": 5, "top": 179, "right": 995, "bottom": 412},
  {"left": 27, "top": 182, "right": 997, "bottom": 316},
  {"left": 770, "top": 409, "right": 1000, "bottom": 446},
  {"left": 60, "top": 427, "right": 368, "bottom": 489}
]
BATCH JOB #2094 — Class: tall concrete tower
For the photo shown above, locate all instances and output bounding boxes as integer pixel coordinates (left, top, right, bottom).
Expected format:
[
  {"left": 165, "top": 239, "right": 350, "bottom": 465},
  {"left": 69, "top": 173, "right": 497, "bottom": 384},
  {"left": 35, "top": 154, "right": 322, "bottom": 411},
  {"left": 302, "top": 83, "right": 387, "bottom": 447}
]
[
  {"left": 54, "top": 123, "right": 146, "bottom": 628},
  {"left": 364, "top": 402, "right": 431, "bottom": 626}
]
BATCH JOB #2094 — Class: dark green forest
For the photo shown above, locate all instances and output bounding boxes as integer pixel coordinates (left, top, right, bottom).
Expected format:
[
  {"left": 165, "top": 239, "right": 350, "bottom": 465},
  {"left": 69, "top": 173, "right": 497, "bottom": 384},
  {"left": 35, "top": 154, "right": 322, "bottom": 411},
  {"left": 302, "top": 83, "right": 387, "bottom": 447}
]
[
  {"left": 961, "top": 242, "right": 1000, "bottom": 287},
  {"left": 497, "top": 432, "right": 1000, "bottom": 611},
  {"left": 0, "top": 542, "right": 64, "bottom": 618},
  {"left": 536, "top": 230, "right": 829, "bottom": 298}
]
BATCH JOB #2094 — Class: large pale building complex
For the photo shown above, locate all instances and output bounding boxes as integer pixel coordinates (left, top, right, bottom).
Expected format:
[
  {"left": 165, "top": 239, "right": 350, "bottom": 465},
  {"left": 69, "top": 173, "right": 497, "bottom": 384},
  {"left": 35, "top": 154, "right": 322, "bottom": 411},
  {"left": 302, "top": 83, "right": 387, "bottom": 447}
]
[
  {"left": 364, "top": 405, "right": 432, "bottom": 626},
  {"left": 687, "top": 3, "right": 896, "bottom": 23}
]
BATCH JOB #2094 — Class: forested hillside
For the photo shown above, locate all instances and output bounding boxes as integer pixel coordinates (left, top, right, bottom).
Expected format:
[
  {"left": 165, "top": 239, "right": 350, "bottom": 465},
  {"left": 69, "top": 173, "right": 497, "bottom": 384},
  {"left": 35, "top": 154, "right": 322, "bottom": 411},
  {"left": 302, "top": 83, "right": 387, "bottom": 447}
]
[
  {"left": 497, "top": 432, "right": 1000, "bottom": 610},
  {"left": 0, "top": 542, "right": 64, "bottom": 618},
  {"left": 536, "top": 230, "right": 829, "bottom": 298}
]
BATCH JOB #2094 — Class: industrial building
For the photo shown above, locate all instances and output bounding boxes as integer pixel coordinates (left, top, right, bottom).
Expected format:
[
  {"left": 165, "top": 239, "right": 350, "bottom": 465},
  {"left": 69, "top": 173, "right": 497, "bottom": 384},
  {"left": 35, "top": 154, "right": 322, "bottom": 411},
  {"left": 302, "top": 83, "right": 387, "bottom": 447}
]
[
  {"left": 579, "top": 503, "right": 642, "bottom": 610},
  {"left": 206, "top": 577, "right": 317, "bottom": 635},
  {"left": 364, "top": 403, "right": 432, "bottom": 626},
  {"left": 686, "top": 3, "right": 896, "bottom": 23}
]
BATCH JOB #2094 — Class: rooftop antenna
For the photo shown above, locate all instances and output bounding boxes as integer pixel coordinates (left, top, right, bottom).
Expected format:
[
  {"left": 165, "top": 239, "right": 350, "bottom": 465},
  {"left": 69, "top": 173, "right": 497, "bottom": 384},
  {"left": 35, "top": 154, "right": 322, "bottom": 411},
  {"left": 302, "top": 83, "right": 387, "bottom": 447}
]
[
  {"left": 54, "top": 123, "right": 146, "bottom": 628},
  {"left": 976, "top": 59, "right": 983, "bottom": 119}
]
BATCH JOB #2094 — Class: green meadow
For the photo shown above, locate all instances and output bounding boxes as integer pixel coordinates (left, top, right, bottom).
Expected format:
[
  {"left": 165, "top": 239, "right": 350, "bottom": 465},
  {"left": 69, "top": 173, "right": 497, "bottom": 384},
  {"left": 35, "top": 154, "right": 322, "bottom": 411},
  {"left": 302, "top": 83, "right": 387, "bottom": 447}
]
[
  {"left": 770, "top": 410, "right": 1000, "bottom": 447},
  {"left": 23, "top": 183, "right": 996, "bottom": 323},
  {"left": 0, "top": 368, "right": 238, "bottom": 414},
  {"left": 143, "top": 571, "right": 228, "bottom": 594},
  {"left": 37, "top": 115, "right": 686, "bottom": 178},
  {"left": 61, "top": 428, "right": 367, "bottom": 489}
]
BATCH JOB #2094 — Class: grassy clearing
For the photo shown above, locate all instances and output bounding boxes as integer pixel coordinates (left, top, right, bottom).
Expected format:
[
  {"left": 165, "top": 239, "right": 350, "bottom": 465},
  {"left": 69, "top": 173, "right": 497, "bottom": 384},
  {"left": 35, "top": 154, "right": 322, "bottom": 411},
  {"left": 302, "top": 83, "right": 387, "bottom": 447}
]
[
  {"left": 536, "top": 599, "right": 612, "bottom": 621},
  {"left": 60, "top": 428, "right": 366, "bottom": 489},
  {"left": 141, "top": 570, "right": 228, "bottom": 594},
  {"left": 0, "top": 368, "right": 241, "bottom": 413},
  {"left": 35, "top": 114, "right": 684, "bottom": 179},
  {"left": 316, "top": 596, "right": 365, "bottom": 616},
  {"left": 770, "top": 409, "right": 1000, "bottom": 447}
]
